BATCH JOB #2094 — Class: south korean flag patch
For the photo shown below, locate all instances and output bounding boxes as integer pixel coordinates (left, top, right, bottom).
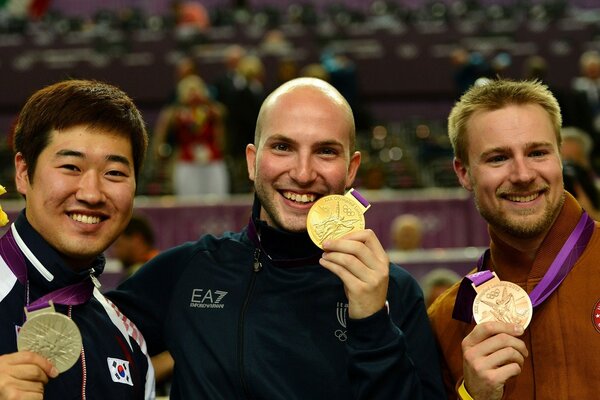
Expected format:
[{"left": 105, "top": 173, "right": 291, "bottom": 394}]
[{"left": 107, "top": 357, "right": 133, "bottom": 386}]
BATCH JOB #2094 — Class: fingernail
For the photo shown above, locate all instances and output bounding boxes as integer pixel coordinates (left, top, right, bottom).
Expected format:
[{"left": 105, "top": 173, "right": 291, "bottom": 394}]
[
  {"left": 514, "top": 325, "right": 524, "bottom": 335},
  {"left": 50, "top": 366, "right": 59, "bottom": 378}
]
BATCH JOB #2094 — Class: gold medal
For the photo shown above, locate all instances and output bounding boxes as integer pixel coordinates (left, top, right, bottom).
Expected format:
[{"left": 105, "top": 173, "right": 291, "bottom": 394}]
[
  {"left": 307, "top": 188, "right": 371, "bottom": 249},
  {"left": 472, "top": 273, "right": 533, "bottom": 330},
  {"left": 18, "top": 302, "right": 83, "bottom": 373}
]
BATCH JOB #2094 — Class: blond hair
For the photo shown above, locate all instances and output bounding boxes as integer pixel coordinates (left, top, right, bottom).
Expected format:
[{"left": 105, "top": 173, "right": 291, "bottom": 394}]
[{"left": 448, "top": 79, "right": 562, "bottom": 164}]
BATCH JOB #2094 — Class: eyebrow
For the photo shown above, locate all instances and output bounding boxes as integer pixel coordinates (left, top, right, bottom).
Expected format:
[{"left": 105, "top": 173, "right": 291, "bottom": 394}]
[
  {"left": 266, "top": 134, "right": 344, "bottom": 149},
  {"left": 55, "top": 149, "right": 132, "bottom": 168},
  {"left": 479, "top": 141, "right": 555, "bottom": 160}
]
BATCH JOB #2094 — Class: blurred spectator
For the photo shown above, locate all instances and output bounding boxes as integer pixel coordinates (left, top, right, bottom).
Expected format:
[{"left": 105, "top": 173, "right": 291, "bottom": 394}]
[
  {"left": 522, "top": 55, "right": 547, "bottom": 81},
  {"left": 523, "top": 55, "right": 591, "bottom": 140},
  {"left": 260, "top": 28, "right": 293, "bottom": 56},
  {"left": 112, "top": 214, "right": 159, "bottom": 278},
  {"left": 561, "top": 126, "right": 594, "bottom": 169},
  {"left": 216, "top": 53, "right": 265, "bottom": 194},
  {"left": 154, "top": 74, "right": 229, "bottom": 197},
  {"left": 276, "top": 57, "right": 299, "bottom": 85},
  {"left": 561, "top": 126, "right": 600, "bottom": 220},
  {"left": 572, "top": 51, "right": 600, "bottom": 135},
  {"left": 390, "top": 214, "right": 424, "bottom": 251},
  {"left": 213, "top": 45, "right": 246, "bottom": 104},
  {"left": 420, "top": 268, "right": 460, "bottom": 308},
  {"left": 450, "top": 48, "right": 490, "bottom": 98},
  {"left": 173, "top": 0, "right": 209, "bottom": 31},
  {"left": 300, "top": 63, "right": 330, "bottom": 81},
  {"left": 321, "top": 50, "right": 372, "bottom": 131}
]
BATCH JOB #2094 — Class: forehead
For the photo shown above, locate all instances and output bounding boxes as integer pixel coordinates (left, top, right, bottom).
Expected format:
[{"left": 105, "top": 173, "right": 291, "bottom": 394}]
[
  {"left": 466, "top": 104, "right": 556, "bottom": 153},
  {"left": 260, "top": 88, "right": 352, "bottom": 146},
  {"left": 43, "top": 126, "right": 133, "bottom": 156}
]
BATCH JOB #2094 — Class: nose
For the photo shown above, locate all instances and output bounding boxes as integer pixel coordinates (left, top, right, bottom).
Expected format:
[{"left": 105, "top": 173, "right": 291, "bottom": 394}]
[
  {"left": 75, "top": 171, "right": 106, "bottom": 204},
  {"left": 509, "top": 156, "right": 535, "bottom": 184},
  {"left": 289, "top": 153, "right": 317, "bottom": 185}
]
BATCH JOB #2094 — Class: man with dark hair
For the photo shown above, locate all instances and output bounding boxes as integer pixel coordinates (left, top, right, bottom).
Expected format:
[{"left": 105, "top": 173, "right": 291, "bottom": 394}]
[{"left": 0, "top": 79, "right": 154, "bottom": 399}]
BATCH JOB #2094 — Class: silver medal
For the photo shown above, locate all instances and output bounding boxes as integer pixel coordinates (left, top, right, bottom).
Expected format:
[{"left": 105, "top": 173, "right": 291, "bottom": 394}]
[{"left": 17, "top": 303, "right": 82, "bottom": 373}]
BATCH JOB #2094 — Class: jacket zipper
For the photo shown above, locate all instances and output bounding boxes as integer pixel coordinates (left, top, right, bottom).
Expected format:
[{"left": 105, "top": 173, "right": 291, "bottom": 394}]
[{"left": 238, "top": 248, "right": 262, "bottom": 398}]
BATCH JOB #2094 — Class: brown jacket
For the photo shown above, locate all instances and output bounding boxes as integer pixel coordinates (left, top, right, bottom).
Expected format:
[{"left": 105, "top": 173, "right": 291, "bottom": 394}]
[{"left": 428, "top": 193, "right": 600, "bottom": 399}]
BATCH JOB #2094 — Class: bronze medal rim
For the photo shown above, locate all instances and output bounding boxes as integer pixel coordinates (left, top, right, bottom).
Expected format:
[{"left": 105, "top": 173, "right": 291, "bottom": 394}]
[
  {"left": 472, "top": 280, "right": 533, "bottom": 330},
  {"left": 307, "top": 194, "right": 365, "bottom": 249}
]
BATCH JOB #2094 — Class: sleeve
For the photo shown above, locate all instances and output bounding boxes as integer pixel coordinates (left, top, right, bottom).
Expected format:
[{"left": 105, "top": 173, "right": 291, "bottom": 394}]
[
  {"left": 346, "top": 264, "right": 446, "bottom": 400},
  {"left": 105, "top": 243, "right": 197, "bottom": 356}
]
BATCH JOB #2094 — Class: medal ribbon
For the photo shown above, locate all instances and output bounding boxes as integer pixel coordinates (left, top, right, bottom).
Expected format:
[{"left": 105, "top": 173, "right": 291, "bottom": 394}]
[
  {"left": 0, "top": 226, "right": 94, "bottom": 312},
  {"left": 453, "top": 211, "right": 595, "bottom": 323}
]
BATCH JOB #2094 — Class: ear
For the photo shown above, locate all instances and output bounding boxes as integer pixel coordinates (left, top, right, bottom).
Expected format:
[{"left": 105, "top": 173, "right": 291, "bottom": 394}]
[
  {"left": 453, "top": 157, "right": 473, "bottom": 191},
  {"left": 246, "top": 144, "right": 257, "bottom": 182},
  {"left": 14, "top": 153, "right": 30, "bottom": 196},
  {"left": 345, "top": 151, "right": 362, "bottom": 188}
]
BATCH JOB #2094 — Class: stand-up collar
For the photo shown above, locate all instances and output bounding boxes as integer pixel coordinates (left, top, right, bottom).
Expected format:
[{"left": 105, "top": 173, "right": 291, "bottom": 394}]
[
  {"left": 13, "top": 210, "right": 105, "bottom": 296},
  {"left": 250, "top": 195, "right": 322, "bottom": 264},
  {"left": 489, "top": 192, "right": 583, "bottom": 285}
]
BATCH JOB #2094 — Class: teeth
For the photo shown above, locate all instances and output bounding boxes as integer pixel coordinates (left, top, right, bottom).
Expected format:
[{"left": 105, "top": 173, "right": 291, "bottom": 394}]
[
  {"left": 283, "top": 192, "right": 315, "bottom": 203},
  {"left": 70, "top": 213, "right": 101, "bottom": 224},
  {"left": 506, "top": 193, "right": 538, "bottom": 202}
]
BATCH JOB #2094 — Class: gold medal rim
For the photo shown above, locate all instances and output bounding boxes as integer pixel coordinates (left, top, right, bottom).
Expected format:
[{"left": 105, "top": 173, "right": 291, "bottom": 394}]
[
  {"left": 306, "top": 194, "right": 365, "bottom": 249},
  {"left": 17, "top": 311, "right": 83, "bottom": 373},
  {"left": 472, "top": 280, "right": 533, "bottom": 330}
]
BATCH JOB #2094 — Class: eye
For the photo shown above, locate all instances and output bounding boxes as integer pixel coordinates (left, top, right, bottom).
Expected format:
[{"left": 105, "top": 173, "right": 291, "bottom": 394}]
[
  {"left": 487, "top": 155, "right": 507, "bottom": 164},
  {"left": 319, "top": 147, "right": 339, "bottom": 156},
  {"left": 60, "top": 164, "right": 80, "bottom": 172},
  {"left": 272, "top": 143, "right": 290, "bottom": 152},
  {"left": 529, "top": 149, "right": 547, "bottom": 158},
  {"left": 106, "top": 170, "right": 128, "bottom": 177}
]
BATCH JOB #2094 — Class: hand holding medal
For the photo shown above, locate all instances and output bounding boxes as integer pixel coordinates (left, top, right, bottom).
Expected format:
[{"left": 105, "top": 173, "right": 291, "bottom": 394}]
[{"left": 307, "top": 188, "right": 371, "bottom": 249}]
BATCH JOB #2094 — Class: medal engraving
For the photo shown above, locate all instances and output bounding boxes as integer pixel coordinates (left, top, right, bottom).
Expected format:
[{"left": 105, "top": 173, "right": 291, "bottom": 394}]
[
  {"left": 307, "top": 194, "right": 365, "bottom": 249},
  {"left": 18, "top": 311, "right": 82, "bottom": 373},
  {"left": 473, "top": 281, "right": 533, "bottom": 329}
]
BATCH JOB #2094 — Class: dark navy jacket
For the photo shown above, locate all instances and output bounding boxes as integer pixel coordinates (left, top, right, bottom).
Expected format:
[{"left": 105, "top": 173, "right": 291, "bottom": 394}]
[
  {"left": 0, "top": 212, "right": 154, "bottom": 399},
  {"left": 109, "top": 206, "right": 445, "bottom": 399}
]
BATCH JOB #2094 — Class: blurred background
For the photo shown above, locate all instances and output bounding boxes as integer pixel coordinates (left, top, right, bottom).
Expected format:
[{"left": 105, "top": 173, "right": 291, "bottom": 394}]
[{"left": 2, "top": 0, "right": 600, "bottom": 285}]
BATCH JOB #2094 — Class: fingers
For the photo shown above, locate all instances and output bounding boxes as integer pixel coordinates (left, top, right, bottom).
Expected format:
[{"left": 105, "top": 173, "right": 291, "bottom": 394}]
[
  {"left": 0, "top": 351, "right": 57, "bottom": 400},
  {"left": 320, "top": 229, "right": 389, "bottom": 319},
  {"left": 461, "top": 322, "right": 529, "bottom": 400},
  {"left": 321, "top": 229, "right": 388, "bottom": 278},
  {"left": 463, "top": 322, "right": 527, "bottom": 356}
]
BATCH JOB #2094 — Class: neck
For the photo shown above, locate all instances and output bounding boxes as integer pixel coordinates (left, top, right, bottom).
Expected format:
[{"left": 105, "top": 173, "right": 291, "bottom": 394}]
[{"left": 491, "top": 231, "right": 545, "bottom": 261}]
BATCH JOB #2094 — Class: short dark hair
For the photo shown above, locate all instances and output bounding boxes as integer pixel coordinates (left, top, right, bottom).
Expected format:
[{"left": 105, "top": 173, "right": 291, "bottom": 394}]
[
  {"left": 13, "top": 79, "right": 148, "bottom": 181},
  {"left": 122, "top": 214, "right": 155, "bottom": 246}
]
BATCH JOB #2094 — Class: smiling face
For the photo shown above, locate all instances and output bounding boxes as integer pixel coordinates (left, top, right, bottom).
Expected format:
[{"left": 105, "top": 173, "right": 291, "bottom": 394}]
[
  {"left": 454, "top": 103, "right": 564, "bottom": 243},
  {"left": 246, "top": 85, "right": 361, "bottom": 232},
  {"left": 15, "top": 125, "right": 136, "bottom": 270}
]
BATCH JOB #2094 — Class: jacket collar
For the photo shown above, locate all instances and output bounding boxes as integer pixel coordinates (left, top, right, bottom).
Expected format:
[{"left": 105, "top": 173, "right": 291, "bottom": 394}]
[
  {"left": 13, "top": 210, "right": 104, "bottom": 298},
  {"left": 249, "top": 195, "right": 322, "bottom": 266}
]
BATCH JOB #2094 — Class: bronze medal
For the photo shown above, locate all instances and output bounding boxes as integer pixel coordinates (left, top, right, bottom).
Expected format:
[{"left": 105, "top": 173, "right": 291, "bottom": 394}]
[
  {"left": 307, "top": 189, "right": 370, "bottom": 249},
  {"left": 472, "top": 275, "right": 533, "bottom": 330}
]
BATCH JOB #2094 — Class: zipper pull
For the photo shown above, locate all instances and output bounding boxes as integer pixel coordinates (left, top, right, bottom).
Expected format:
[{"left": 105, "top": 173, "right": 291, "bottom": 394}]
[
  {"left": 89, "top": 268, "right": 102, "bottom": 289},
  {"left": 252, "top": 249, "right": 262, "bottom": 272}
]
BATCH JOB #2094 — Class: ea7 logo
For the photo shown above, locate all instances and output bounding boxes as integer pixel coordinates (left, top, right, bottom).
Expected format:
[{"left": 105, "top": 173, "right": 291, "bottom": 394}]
[{"left": 190, "top": 289, "right": 228, "bottom": 309}]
